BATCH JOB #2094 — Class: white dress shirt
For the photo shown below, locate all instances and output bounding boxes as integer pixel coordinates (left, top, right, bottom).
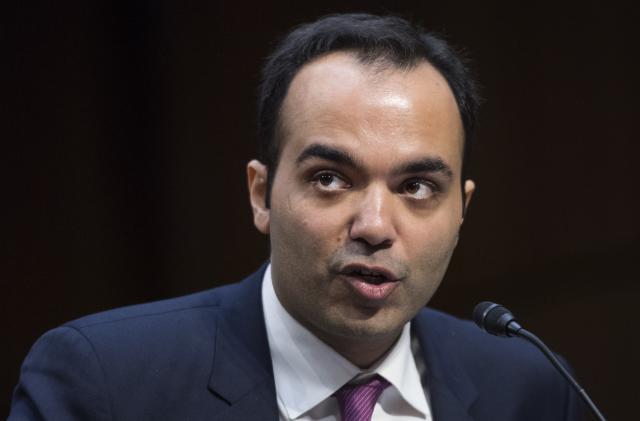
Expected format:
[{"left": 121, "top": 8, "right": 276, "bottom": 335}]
[{"left": 262, "top": 264, "right": 433, "bottom": 421}]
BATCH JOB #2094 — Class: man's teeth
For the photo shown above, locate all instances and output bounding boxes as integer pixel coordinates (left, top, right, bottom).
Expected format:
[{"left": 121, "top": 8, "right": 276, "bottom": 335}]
[{"left": 350, "top": 269, "right": 388, "bottom": 283}]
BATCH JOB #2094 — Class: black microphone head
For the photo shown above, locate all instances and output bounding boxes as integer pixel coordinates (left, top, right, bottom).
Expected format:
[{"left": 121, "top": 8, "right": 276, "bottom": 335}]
[{"left": 473, "top": 301, "right": 520, "bottom": 337}]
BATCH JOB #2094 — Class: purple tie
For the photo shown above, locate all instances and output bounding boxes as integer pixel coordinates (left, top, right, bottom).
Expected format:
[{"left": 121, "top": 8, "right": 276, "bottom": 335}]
[{"left": 335, "top": 375, "right": 391, "bottom": 421}]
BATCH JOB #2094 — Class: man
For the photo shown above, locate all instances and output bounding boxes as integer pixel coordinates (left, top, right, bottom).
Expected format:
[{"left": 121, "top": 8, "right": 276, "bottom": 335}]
[{"left": 9, "top": 13, "right": 584, "bottom": 420}]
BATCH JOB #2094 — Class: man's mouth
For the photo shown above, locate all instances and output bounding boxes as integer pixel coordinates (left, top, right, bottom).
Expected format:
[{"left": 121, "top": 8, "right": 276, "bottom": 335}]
[
  {"left": 344, "top": 268, "right": 392, "bottom": 285},
  {"left": 340, "top": 264, "right": 399, "bottom": 284},
  {"left": 338, "top": 264, "right": 401, "bottom": 301}
]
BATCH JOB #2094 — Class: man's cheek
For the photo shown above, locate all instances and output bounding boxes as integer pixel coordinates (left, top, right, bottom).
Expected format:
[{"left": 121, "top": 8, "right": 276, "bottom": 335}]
[
  {"left": 412, "top": 225, "right": 458, "bottom": 270},
  {"left": 273, "top": 206, "right": 327, "bottom": 259},
  {"left": 285, "top": 202, "right": 338, "bottom": 237}
]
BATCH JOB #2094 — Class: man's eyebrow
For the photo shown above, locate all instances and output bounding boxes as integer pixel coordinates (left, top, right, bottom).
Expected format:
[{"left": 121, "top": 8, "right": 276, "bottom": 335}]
[
  {"left": 392, "top": 157, "right": 454, "bottom": 179},
  {"left": 295, "top": 144, "right": 361, "bottom": 169},
  {"left": 295, "top": 143, "right": 453, "bottom": 179}
]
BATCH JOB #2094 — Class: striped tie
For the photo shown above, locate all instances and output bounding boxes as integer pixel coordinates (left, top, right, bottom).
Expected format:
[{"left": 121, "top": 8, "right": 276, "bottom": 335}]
[{"left": 335, "top": 375, "right": 391, "bottom": 421}]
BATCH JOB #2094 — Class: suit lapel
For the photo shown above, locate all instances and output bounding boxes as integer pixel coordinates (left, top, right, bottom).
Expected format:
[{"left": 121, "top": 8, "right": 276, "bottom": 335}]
[
  {"left": 413, "top": 310, "right": 478, "bottom": 421},
  {"left": 208, "top": 264, "right": 279, "bottom": 420}
]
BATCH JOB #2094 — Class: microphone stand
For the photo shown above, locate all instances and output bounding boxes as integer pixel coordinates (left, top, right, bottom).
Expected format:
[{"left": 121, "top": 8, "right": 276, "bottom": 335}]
[{"left": 508, "top": 324, "right": 606, "bottom": 421}]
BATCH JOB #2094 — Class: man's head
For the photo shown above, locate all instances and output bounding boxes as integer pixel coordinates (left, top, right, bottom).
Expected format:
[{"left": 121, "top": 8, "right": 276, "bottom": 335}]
[
  {"left": 247, "top": 14, "right": 478, "bottom": 367},
  {"left": 256, "top": 13, "right": 479, "bottom": 207}
]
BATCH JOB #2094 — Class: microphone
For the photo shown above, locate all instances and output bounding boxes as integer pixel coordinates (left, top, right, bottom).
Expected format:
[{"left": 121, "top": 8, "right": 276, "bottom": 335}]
[{"left": 473, "top": 301, "right": 606, "bottom": 421}]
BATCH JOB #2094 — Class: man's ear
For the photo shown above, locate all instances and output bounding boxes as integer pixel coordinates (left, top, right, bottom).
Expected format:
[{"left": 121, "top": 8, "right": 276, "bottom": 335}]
[
  {"left": 462, "top": 179, "right": 475, "bottom": 222},
  {"left": 247, "top": 160, "right": 270, "bottom": 234}
]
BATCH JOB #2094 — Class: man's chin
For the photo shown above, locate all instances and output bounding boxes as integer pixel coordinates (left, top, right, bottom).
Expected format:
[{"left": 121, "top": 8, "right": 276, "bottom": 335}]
[{"left": 320, "top": 310, "right": 406, "bottom": 341}]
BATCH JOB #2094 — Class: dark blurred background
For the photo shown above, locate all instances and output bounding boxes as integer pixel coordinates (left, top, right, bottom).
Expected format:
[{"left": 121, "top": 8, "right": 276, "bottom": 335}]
[{"left": 3, "top": 0, "right": 639, "bottom": 418}]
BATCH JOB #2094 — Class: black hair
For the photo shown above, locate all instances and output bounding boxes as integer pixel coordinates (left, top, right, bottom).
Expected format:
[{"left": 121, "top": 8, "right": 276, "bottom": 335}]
[{"left": 257, "top": 13, "right": 480, "bottom": 206}]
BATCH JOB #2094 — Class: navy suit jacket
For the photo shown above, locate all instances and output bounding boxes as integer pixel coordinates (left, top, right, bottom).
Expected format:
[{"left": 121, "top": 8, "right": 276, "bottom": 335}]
[{"left": 10, "top": 265, "right": 584, "bottom": 420}]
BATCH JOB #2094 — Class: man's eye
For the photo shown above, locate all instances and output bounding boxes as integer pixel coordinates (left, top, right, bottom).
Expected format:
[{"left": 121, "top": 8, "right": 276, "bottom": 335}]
[
  {"left": 402, "top": 179, "right": 436, "bottom": 199},
  {"left": 312, "top": 172, "right": 350, "bottom": 191}
]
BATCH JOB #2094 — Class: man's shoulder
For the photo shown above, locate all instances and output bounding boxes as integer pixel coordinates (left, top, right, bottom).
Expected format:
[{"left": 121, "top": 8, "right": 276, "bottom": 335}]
[
  {"left": 415, "top": 307, "right": 582, "bottom": 420},
  {"left": 66, "top": 283, "right": 225, "bottom": 331},
  {"left": 29, "top": 266, "right": 267, "bottom": 371},
  {"left": 65, "top": 269, "right": 263, "bottom": 333},
  {"left": 26, "top": 264, "right": 267, "bottom": 369},
  {"left": 10, "top": 268, "right": 271, "bottom": 420},
  {"left": 415, "top": 306, "right": 555, "bottom": 370}
]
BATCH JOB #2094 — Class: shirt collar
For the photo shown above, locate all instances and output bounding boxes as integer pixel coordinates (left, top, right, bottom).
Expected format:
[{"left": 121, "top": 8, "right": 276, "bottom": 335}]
[{"left": 262, "top": 264, "right": 429, "bottom": 419}]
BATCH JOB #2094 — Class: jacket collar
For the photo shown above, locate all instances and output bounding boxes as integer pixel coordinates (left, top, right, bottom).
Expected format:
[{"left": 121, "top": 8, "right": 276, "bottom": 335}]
[
  {"left": 208, "top": 263, "right": 279, "bottom": 419},
  {"left": 413, "top": 310, "right": 478, "bottom": 421}
]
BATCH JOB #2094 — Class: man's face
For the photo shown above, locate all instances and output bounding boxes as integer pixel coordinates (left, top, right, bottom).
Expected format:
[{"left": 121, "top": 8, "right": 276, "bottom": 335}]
[{"left": 248, "top": 52, "right": 474, "bottom": 363}]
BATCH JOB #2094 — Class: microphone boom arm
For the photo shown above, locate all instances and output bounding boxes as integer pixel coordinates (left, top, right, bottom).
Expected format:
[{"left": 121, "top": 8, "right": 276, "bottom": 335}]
[
  {"left": 473, "top": 301, "right": 606, "bottom": 421},
  {"left": 510, "top": 324, "right": 606, "bottom": 421}
]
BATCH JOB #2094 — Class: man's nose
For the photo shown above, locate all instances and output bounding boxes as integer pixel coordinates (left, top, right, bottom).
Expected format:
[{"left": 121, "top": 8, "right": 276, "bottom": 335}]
[{"left": 348, "top": 185, "right": 398, "bottom": 248}]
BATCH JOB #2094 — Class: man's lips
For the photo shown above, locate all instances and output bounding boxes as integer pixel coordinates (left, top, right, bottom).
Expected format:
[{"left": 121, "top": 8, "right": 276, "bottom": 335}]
[
  {"left": 338, "top": 263, "right": 401, "bottom": 301},
  {"left": 339, "top": 263, "right": 400, "bottom": 283}
]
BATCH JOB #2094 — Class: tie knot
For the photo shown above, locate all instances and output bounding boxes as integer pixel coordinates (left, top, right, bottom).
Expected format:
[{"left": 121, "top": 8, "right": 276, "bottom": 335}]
[{"left": 335, "top": 375, "right": 391, "bottom": 421}]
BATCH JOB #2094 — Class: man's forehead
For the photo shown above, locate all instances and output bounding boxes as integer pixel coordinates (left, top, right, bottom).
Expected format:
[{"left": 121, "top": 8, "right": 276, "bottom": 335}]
[
  {"left": 282, "top": 52, "right": 450, "bottom": 115},
  {"left": 277, "top": 51, "right": 465, "bottom": 172}
]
